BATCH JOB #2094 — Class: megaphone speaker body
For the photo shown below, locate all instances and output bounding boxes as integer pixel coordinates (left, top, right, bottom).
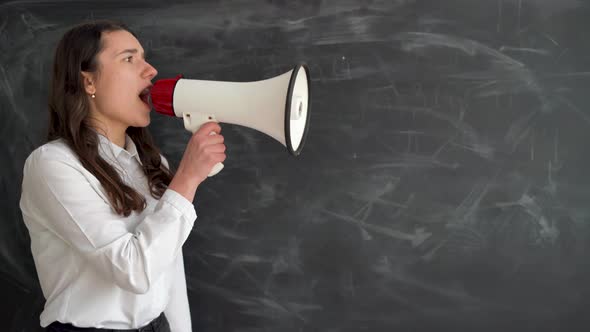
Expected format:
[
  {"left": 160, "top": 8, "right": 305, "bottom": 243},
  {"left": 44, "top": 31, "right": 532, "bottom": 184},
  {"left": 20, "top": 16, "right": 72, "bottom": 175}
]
[{"left": 151, "top": 64, "right": 311, "bottom": 177}]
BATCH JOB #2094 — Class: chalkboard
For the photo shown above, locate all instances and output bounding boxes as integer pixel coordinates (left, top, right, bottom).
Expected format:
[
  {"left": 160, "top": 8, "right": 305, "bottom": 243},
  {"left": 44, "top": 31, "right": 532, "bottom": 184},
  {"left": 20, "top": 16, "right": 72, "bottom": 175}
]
[{"left": 2, "top": 0, "right": 590, "bottom": 331}]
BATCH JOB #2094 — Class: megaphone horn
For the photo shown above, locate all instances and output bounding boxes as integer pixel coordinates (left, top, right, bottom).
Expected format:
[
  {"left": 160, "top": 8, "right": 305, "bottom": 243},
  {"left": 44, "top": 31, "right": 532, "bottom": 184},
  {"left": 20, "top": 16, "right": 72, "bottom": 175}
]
[{"left": 150, "top": 63, "right": 311, "bottom": 177}]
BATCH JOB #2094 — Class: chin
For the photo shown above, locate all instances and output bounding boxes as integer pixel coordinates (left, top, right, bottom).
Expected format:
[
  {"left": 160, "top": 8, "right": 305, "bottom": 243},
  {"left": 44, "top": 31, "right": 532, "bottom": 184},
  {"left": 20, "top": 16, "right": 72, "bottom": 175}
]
[
  {"left": 139, "top": 117, "right": 151, "bottom": 127},
  {"left": 132, "top": 115, "right": 151, "bottom": 128}
]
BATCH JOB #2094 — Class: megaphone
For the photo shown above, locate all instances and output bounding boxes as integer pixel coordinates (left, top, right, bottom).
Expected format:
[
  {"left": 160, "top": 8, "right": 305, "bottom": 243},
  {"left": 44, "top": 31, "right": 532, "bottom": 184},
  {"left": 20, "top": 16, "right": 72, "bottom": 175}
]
[{"left": 150, "top": 63, "right": 311, "bottom": 177}]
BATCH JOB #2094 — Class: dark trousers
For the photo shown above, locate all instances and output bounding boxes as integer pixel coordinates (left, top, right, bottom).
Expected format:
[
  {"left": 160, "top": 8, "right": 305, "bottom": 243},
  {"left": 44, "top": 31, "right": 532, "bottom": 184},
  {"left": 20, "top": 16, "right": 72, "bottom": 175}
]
[{"left": 46, "top": 312, "right": 170, "bottom": 332}]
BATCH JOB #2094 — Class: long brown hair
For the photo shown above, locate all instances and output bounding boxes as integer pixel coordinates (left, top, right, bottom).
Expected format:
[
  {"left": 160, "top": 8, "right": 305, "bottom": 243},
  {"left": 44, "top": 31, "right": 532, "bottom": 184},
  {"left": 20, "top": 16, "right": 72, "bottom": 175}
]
[{"left": 48, "top": 20, "right": 173, "bottom": 217}]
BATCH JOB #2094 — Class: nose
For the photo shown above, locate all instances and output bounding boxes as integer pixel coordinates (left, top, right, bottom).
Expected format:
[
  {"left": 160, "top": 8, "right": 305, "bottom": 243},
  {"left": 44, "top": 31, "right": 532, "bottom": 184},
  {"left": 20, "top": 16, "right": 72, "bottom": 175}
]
[{"left": 143, "top": 61, "right": 158, "bottom": 80}]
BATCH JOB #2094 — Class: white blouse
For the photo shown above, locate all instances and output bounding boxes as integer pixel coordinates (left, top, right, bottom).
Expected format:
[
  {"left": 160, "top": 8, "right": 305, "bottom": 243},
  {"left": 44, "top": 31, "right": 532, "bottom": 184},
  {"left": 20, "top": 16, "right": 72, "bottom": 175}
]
[{"left": 19, "top": 133, "right": 195, "bottom": 331}]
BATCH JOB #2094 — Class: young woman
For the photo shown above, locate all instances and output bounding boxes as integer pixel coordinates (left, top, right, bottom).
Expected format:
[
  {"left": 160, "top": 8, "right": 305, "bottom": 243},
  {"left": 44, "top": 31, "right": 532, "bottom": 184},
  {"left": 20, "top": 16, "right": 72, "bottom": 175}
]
[{"left": 19, "top": 20, "right": 225, "bottom": 332}]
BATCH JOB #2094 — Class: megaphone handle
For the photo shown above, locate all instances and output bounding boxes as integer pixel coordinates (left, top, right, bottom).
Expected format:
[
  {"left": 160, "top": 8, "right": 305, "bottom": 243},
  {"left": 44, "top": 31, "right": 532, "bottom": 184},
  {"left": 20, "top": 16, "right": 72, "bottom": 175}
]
[
  {"left": 209, "top": 162, "right": 224, "bottom": 177},
  {"left": 183, "top": 112, "right": 224, "bottom": 177}
]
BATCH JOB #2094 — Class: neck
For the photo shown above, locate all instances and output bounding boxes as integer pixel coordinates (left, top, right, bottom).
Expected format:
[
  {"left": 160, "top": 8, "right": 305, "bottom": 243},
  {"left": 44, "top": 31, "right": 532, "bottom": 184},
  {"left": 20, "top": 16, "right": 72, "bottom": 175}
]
[
  {"left": 109, "top": 130, "right": 127, "bottom": 149},
  {"left": 88, "top": 108, "right": 127, "bottom": 148},
  {"left": 91, "top": 123, "right": 127, "bottom": 148}
]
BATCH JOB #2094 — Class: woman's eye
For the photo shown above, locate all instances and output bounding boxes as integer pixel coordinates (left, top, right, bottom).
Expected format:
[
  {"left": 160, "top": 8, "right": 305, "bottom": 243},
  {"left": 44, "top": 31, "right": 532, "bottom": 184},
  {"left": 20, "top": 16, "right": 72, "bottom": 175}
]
[{"left": 125, "top": 56, "right": 133, "bottom": 62}]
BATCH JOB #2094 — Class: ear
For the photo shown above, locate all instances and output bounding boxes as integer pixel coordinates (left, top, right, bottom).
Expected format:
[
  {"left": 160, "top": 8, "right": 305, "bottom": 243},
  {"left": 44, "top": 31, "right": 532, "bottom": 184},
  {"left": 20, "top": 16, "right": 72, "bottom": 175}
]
[{"left": 80, "top": 71, "right": 96, "bottom": 95}]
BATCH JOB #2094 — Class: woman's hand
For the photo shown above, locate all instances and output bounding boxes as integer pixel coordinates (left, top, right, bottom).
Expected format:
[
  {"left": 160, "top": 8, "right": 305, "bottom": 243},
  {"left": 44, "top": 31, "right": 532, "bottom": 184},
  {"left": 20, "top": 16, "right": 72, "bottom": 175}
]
[{"left": 168, "top": 122, "right": 226, "bottom": 201}]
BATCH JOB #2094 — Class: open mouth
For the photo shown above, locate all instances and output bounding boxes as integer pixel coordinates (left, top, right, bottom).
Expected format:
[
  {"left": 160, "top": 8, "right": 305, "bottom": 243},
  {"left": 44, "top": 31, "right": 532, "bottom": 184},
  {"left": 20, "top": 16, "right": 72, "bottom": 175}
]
[{"left": 139, "top": 88, "right": 151, "bottom": 106}]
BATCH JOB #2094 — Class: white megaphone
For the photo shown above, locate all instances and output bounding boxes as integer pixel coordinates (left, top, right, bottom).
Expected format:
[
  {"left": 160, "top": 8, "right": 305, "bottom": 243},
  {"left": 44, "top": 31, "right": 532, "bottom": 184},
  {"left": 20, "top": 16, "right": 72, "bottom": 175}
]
[{"left": 150, "top": 63, "right": 311, "bottom": 177}]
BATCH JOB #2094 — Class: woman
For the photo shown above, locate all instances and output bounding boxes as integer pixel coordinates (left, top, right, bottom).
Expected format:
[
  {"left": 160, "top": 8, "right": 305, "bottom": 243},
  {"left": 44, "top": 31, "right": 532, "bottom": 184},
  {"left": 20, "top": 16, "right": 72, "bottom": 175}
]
[{"left": 19, "top": 20, "right": 225, "bottom": 331}]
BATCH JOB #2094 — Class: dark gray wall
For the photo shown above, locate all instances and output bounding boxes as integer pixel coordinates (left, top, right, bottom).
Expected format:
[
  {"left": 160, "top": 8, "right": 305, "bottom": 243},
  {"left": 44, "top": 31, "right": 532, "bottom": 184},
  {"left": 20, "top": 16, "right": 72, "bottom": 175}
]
[{"left": 2, "top": 0, "right": 590, "bottom": 331}]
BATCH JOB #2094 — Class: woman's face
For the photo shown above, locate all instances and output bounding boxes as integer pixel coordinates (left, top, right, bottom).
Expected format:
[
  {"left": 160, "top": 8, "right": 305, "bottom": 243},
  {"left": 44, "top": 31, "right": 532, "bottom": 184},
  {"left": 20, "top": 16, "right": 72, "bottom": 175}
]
[{"left": 83, "top": 29, "right": 158, "bottom": 134}]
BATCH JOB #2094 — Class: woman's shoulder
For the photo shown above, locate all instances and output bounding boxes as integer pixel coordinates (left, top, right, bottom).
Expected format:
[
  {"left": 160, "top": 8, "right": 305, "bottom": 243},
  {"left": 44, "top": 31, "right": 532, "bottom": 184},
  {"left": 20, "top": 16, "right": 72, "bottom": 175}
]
[{"left": 25, "top": 138, "right": 80, "bottom": 170}]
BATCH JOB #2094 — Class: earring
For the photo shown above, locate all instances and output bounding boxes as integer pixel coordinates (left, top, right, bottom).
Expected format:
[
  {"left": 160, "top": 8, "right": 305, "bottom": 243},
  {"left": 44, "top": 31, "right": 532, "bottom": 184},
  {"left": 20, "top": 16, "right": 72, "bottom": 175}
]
[{"left": 91, "top": 94, "right": 95, "bottom": 98}]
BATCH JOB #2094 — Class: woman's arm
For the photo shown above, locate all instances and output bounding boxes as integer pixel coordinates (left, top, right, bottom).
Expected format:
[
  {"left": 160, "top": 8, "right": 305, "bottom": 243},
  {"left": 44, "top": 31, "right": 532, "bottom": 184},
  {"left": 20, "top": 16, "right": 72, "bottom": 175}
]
[{"left": 20, "top": 150, "right": 196, "bottom": 294}]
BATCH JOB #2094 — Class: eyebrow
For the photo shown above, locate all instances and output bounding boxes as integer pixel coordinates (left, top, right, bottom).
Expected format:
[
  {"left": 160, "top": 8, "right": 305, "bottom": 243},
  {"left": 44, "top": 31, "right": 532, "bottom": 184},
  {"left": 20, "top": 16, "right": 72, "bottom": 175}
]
[{"left": 115, "top": 48, "right": 145, "bottom": 58}]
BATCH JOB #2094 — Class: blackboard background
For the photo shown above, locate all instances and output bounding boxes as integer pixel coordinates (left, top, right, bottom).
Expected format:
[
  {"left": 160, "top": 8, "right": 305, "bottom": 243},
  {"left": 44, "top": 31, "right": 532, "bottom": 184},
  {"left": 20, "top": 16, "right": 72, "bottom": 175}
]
[{"left": 2, "top": 0, "right": 590, "bottom": 331}]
